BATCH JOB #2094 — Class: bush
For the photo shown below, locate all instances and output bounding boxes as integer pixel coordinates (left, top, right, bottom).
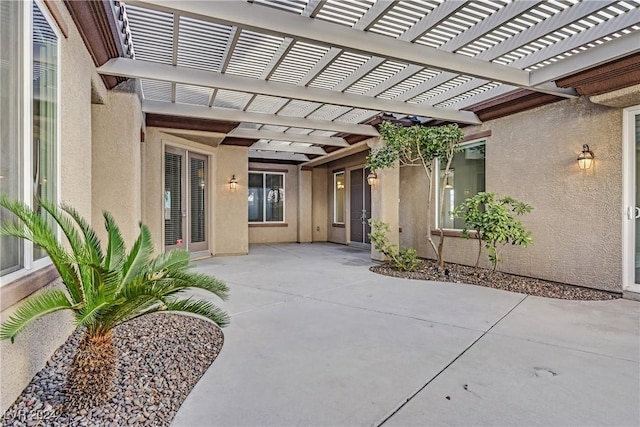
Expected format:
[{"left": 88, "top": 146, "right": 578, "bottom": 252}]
[
  {"left": 368, "top": 219, "right": 421, "bottom": 272},
  {"left": 454, "top": 192, "right": 533, "bottom": 272}
]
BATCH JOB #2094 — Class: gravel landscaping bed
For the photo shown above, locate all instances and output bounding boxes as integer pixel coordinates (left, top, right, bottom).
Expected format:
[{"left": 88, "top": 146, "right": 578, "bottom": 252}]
[
  {"left": 371, "top": 259, "right": 620, "bottom": 301},
  {"left": 2, "top": 313, "right": 224, "bottom": 427}
]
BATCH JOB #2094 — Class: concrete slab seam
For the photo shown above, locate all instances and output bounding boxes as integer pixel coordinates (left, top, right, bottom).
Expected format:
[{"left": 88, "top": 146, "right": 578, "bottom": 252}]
[
  {"left": 374, "top": 294, "right": 529, "bottom": 427},
  {"left": 485, "top": 332, "right": 640, "bottom": 363},
  {"left": 303, "top": 296, "right": 490, "bottom": 334}
]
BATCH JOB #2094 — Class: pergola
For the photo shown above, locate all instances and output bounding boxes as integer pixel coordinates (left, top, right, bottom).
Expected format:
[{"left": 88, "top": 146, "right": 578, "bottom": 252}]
[{"left": 98, "top": 0, "right": 640, "bottom": 162}]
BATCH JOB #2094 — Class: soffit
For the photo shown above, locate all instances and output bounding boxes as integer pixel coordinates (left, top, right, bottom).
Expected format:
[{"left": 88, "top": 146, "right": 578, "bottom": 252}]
[{"left": 99, "top": 0, "right": 640, "bottom": 162}]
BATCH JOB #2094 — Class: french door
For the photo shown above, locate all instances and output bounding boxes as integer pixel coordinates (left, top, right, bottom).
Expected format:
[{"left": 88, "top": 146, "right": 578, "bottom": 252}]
[
  {"left": 164, "top": 146, "right": 208, "bottom": 253},
  {"left": 350, "top": 167, "right": 372, "bottom": 246},
  {"left": 623, "top": 106, "right": 640, "bottom": 295}
]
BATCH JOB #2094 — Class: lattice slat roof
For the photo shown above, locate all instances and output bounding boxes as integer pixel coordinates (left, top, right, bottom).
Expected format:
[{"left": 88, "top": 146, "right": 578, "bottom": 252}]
[{"left": 101, "top": 0, "right": 640, "bottom": 161}]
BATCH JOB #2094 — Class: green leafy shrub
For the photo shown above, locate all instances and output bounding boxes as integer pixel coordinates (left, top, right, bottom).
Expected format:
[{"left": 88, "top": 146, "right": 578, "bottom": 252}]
[
  {"left": 0, "top": 195, "right": 229, "bottom": 407},
  {"left": 366, "top": 121, "right": 464, "bottom": 270},
  {"left": 368, "top": 219, "right": 421, "bottom": 272},
  {"left": 453, "top": 192, "right": 533, "bottom": 271}
]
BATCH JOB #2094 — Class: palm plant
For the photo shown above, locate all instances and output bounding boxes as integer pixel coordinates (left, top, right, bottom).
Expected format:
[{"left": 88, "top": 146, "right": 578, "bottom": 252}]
[{"left": 0, "top": 195, "right": 229, "bottom": 407}]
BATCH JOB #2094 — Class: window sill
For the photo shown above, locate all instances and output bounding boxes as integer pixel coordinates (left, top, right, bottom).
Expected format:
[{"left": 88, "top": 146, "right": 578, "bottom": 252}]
[
  {"left": 431, "top": 229, "right": 479, "bottom": 238},
  {"left": 1, "top": 265, "right": 59, "bottom": 311},
  {"left": 249, "top": 223, "right": 288, "bottom": 228},
  {"left": 332, "top": 223, "right": 345, "bottom": 228}
]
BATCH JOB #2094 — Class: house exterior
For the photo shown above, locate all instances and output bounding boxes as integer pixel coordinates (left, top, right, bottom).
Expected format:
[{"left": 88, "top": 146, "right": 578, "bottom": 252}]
[{"left": 1, "top": 0, "right": 639, "bottom": 412}]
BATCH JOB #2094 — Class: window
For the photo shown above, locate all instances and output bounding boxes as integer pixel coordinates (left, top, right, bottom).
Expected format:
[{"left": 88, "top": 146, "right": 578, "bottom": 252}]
[
  {"left": 0, "top": 1, "right": 59, "bottom": 281},
  {"left": 334, "top": 171, "right": 345, "bottom": 223},
  {"left": 437, "top": 140, "right": 486, "bottom": 229},
  {"left": 248, "top": 172, "right": 285, "bottom": 223}
]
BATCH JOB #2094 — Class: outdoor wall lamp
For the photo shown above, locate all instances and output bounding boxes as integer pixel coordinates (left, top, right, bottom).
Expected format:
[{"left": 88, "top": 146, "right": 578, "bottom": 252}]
[
  {"left": 577, "top": 144, "right": 594, "bottom": 170},
  {"left": 229, "top": 174, "right": 238, "bottom": 191},
  {"left": 367, "top": 171, "right": 378, "bottom": 186}
]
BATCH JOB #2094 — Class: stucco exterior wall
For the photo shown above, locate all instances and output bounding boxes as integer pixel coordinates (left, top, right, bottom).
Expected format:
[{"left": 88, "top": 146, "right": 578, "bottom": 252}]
[
  {"left": 215, "top": 146, "right": 248, "bottom": 255},
  {"left": 91, "top": 88, "right": 143, "bottom": 246},
  {"left": 248, "top": 163, "right": 299, "bottom": 244},
  {"left": 312, "top": 167, "right": 328, "bottom": 242},
  {"left": 1, "top": 1, "right": 98, "bottom": 413},
  {"left": 400, "top": 97, "right": 623, "bottom": 291},
  {"left": 59, "top": 5, "right": 98, "bottom": 221},
  {"left": 298, "top": 168, "right": 313, "bottom": 243}
]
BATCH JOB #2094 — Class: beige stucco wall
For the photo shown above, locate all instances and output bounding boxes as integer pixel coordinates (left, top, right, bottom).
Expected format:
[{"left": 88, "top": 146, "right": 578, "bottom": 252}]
[
  {"left": 1, "top": 1, "right": 99, "bottom": 413},
  {"left": 312, "top": 166, "right": 328, "bottom": 242},
  {"left": 248, "top": 163, "right": 299, "bottom": 244},
  {"left": 400, "top": 97, "right": 623, "bottom": 291},
  {"left": 215, "top": 146, "right": 248, "bottom": 255},
  {"left": 298, "top": 168, "right": 313, "bottom": 243},
  {"left": 369, "top": 138, "right": 399, "bottom": 261},
  {"left": 91, "top": 88, "right": 143, "bottom": 246}
]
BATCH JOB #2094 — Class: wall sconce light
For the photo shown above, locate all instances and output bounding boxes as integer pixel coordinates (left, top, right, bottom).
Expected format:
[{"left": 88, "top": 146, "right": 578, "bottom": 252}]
[
  {"left": 577, "top": 144, "right": 594, "bottom": 170},
  {"left": 367, "top": 171, "right": 377, "bottom": 186},
  {"left": 198, "top": 169, "right": 205, "bottom": 189},
  {"left": 229, "top": 174, "right": 238, "bottom": 191}
]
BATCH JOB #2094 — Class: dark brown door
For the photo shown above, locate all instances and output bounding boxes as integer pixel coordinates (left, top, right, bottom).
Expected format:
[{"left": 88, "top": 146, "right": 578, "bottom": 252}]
[{"left": 350, "top": 168, "right": 371, "bottom": 244}]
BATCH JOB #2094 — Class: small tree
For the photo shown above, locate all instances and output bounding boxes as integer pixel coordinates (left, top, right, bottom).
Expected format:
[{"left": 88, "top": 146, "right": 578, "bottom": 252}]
[
  {"left": 453, "top": 192, "right": 533, "bottom": 271},
  {"left": 366, "top": 121, "right": 464, "bottom": 270},
  {"left": 368, "top": 219, "right": 421, "bottom": 272},
  {"left": 0, "top": 196, "right": 229, "bottom": 407}
]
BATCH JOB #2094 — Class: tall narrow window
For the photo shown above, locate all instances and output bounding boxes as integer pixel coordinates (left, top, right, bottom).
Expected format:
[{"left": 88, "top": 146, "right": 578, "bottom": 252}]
[
  {"left": 437, "top": 140, "right": 486, "bottom": 230},
  {"left": 0, "top": 1, "right": 59, "bottom": 280},
  {"left": 32, "top": 2, "right": 58, "bottom": 261},
  {"left": 334, "top": 171, "right": 345, "bottom": 224},
  {"left": 0, "top": 0, "right": 24, "bottom": 276},
  {"left": 248, "top": 172, "right": 285, "bottom": 223}
]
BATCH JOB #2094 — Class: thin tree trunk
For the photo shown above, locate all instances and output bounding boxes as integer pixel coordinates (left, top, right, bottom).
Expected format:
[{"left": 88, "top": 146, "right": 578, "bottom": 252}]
[
  {"left": 66, "top": 331, "right": 116, "bottom": 408},
  {"left": 423, "top": 162, "right": 439, "bottom": 263},
  {"left": 475, "top": 235, "right": 482, "bottom": 268},
  {"left": 437, "top": 154, "right": 455, "bottom": 270}
]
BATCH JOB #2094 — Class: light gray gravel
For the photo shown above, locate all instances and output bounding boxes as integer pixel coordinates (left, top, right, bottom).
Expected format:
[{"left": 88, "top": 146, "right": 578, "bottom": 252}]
[{"left": 2, "top": 313, "right": 224, "bottom": 427}]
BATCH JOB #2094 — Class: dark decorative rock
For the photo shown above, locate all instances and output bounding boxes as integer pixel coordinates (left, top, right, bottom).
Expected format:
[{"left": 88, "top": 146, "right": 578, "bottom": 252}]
[
  {"left": 2, "top": 314, "right": 224, "bottom": 426},
  {"left": 371, "top": 259, "right": 620, "bottom": 301}
]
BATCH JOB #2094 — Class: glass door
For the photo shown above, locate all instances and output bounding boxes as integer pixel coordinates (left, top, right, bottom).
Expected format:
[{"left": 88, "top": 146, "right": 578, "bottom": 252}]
[
  {"left": 164, "top": 146, "right": 208, "bottom": 253},
  {"left": 164, "top": 146, "right": 186, "bottom": 251},
  {"left": 188, "top": 153, "right": 208, "bottom": 252},
  {"left": 623, "top": 106, "right": 640, "bottom": 294},
  {"left": 349, "top": 167, "right": 372, "bottom": 246}
]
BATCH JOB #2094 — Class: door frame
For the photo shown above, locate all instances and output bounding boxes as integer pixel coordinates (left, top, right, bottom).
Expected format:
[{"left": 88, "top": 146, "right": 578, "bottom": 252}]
[
  {"left": 622, "top": 105, "right": 640, "bottom": 294},
  {"left": 348, "top": 165, "right": 372, "bottom": 247},
  {"left": 162, "top": 142, "right": 211, "bottom": 254}
]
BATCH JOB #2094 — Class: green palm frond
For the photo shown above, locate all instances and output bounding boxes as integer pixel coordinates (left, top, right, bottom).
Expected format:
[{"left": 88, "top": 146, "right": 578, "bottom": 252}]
[
  {"left": 1, "top": 196, "right": 230, "bottom": 342},
  {"left": 97, "top": 293, "right": 164, "bottom": 333},
  {"left": 103, "top": 211, "right": 126, "bottom": 272},
  {"left": 74, "top": 300, "right": 110, "bottom": 331},
  {"left": 36, "top": 199, "right": 84, "bottom": 260},
  {"left": 165, "top": 271, "right": 230, "bottom": 301},
  {"left": 162, "top": 298, "right": 230, "bottom": 327},
  {"left": 0, "top": 290, "right": 74, "bottom": 343},
  {"left": 147, "top": 249, "right": 190, "bottom": 274},
  {"left": 0, "top": 196, "right": 84, "bottom": 304},
  {"left": 61, "top": 203, "right": 104, "bottom": 265},
  {"left": 119, "top": 224, "right": 154, "bottom": 290}
]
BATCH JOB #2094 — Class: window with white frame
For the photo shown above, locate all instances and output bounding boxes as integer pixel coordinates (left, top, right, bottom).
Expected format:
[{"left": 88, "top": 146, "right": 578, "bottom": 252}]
[
  {"left": 248, "top": 172, "right": 285, "bottom": 223},
  {"left": 0, "top": 1, "right": 59, "bottom": 280},
  {"left": 334, "top": 171, "right": 345, "bottom": 224},
  {"left": 437, "top": 140, "right": 486, "bottom": 230}
]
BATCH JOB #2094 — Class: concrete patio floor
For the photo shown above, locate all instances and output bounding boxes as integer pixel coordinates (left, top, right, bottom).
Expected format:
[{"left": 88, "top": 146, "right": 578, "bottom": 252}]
[{"left": 173, "top": 243, "right": 640, "bottom": 427}]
